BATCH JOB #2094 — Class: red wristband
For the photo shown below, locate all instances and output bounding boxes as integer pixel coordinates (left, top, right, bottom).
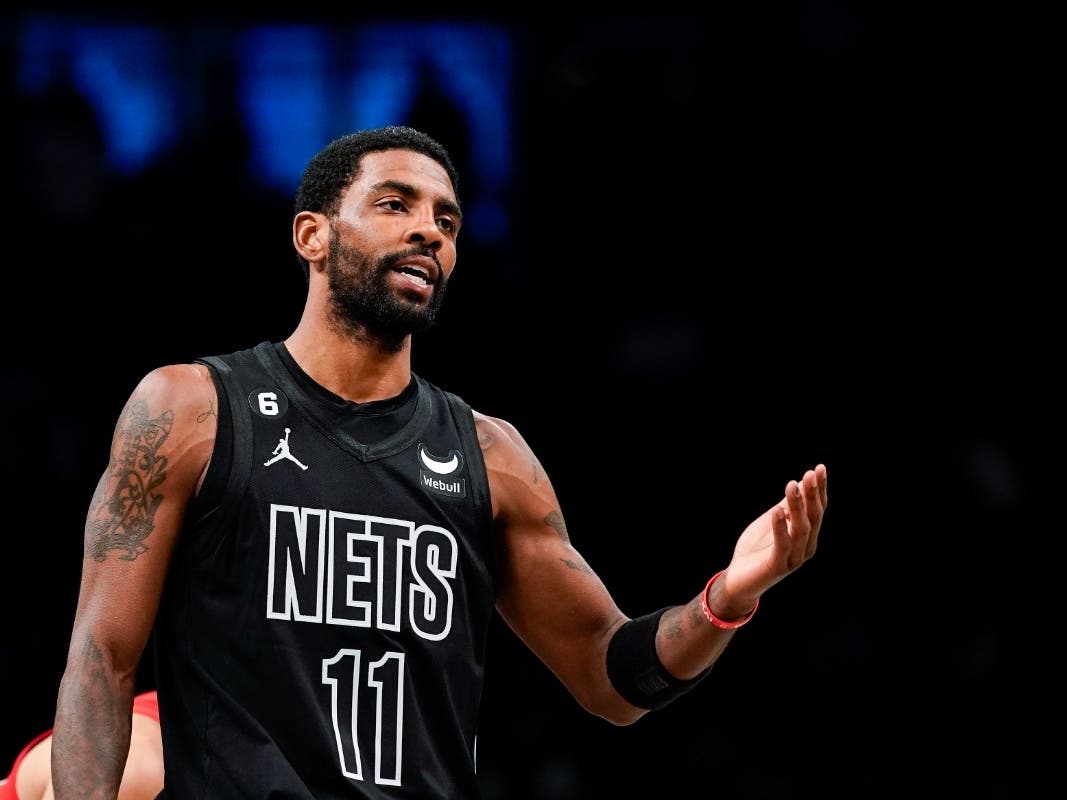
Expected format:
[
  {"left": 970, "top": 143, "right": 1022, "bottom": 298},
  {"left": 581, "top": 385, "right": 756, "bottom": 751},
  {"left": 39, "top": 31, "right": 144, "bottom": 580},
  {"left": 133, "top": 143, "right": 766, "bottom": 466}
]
[{"left": 701, "top": 570, "right": 758, "bottom": 630}]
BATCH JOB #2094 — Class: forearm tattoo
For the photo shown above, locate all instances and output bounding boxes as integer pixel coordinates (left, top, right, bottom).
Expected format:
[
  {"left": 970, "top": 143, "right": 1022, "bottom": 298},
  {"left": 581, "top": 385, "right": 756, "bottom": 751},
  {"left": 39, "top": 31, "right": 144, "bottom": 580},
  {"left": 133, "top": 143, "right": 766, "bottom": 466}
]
[
  {"left": 663, "top": 609, "right": 686, "bottom": 640},
  {"left": 86, "top": 399, "right": 172, "bottom": 562},
  {"left": 52, "top": 632, "right": 132, "bottom": 796}
]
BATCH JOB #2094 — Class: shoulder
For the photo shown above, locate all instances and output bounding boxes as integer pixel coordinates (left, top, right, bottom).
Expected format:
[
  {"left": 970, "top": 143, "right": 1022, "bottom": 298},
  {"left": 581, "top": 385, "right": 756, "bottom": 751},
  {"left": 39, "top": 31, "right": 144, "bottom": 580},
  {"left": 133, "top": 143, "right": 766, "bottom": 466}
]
[
  {"left": 129, "top": 362, "right": 216, "bottom": 410},
  {"left": 472, "top": 410, "right": 530, "bottom": 469},
  {"left": 120, "top": 363, "right": 217, "bottom": 436},
  {"left": 114, "top": 363, "right": 219, "bottom": 475},
  {"left": 472, "top": 410, "right": 557, "bottom": 517}
]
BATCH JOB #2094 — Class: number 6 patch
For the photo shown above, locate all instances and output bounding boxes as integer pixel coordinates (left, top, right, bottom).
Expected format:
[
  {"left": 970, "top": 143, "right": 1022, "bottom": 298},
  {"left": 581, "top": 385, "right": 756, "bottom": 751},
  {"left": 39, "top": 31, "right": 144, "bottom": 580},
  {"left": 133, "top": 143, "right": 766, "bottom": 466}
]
[{"left": 248, "top": 388, "right": 290, "bottom": 418}]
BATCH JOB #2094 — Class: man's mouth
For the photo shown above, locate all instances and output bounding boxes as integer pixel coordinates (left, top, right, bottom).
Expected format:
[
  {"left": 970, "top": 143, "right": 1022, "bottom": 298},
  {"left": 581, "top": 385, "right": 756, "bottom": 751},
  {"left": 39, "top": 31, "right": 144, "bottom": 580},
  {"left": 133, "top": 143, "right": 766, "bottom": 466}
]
[
  {"left": 391, "top": 255, "right": 439, "bottom": 287},
  {"left": 395, "top": 264, "right": 431, "bottom": 287}
]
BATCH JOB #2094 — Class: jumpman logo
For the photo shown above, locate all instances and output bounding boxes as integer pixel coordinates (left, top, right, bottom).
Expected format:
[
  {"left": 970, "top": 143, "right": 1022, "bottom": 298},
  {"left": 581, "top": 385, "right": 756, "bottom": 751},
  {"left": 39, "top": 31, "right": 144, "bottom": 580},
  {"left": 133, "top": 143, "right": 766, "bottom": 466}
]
[{"left": 264, "top": 427, "right": 309, "bottom": 470}]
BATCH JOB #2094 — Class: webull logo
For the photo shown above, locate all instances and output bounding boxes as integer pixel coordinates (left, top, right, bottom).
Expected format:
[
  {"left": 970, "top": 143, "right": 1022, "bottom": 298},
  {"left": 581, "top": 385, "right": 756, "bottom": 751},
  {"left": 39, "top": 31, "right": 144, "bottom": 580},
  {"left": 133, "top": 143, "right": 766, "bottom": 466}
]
[{"left": 418, "top": 444, "right": 466, "bottom": 498}]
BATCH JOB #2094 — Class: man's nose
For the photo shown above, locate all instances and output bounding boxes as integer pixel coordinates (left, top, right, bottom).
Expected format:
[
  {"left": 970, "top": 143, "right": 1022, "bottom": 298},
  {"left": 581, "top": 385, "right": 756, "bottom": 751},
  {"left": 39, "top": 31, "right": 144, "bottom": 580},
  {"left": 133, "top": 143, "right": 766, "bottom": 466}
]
[{"left": 406, "top": 212, "right": 443, "bottom": 250}]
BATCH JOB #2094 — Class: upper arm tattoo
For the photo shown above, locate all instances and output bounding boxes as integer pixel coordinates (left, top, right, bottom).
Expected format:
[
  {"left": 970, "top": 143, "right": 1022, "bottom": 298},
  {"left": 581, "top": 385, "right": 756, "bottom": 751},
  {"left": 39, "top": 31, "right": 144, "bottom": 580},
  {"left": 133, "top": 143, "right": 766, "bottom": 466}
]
[
  {"left": 196, "top": 396, "right": 217, "bottom": 424},
  {"left": 545, "top": 510, "right": 570, "bottom": 543},
  {"left": 477, "top": 422, "right": 543, "bottom": 484},
  {"left": 548, "top": 511, "right": 592, "bottom": 574},
  {"left": 560, "top": 556, "right": 594, "bottom": 576},
  {"left": 86, "top": 399, "right": 173, "bottom": 562},
  {"left": 529, "top": 452, "right": 543, "bottom": 485}
]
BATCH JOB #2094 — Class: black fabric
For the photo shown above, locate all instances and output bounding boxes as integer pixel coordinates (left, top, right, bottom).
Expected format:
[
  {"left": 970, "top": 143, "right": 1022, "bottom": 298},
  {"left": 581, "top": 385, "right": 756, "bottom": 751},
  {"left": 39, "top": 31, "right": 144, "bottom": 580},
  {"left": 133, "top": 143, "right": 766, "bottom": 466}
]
[
  {"left": 154, "top": 341, "right": 495, "bottom": 799},
  {"left": 606, "top": 607, "right": 713, "bottom": 711},
  {"left": 272, "top": 340, "right": 419, "bottom": 445},
  {"left": 186, "top": 357, "right": 232, "bottom": 527}
]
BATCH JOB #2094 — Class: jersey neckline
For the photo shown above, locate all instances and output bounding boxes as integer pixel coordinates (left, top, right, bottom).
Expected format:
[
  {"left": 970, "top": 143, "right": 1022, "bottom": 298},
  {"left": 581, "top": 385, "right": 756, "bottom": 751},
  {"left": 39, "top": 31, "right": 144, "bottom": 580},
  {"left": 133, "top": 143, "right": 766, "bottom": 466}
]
[{"left": 252, "top": 340, "right": 432, "bottom": 463}]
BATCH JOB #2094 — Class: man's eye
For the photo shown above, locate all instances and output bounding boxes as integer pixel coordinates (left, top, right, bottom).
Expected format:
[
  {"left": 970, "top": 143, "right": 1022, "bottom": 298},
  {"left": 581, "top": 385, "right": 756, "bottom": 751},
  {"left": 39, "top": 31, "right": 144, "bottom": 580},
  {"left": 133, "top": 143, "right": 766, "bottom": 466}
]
[
  {"left": 438, "top": 218, "right": 456, "bottom": 232},
  {"left": 381, "top": 199, "right": 405, "bottom": 211}
]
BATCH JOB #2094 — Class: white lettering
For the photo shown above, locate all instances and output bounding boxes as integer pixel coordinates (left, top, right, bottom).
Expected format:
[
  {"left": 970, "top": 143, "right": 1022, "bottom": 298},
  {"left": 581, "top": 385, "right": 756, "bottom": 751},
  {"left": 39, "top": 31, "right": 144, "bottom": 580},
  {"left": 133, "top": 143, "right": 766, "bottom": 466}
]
[{"left": 267, "top": 505, "right": 456, "bottom": 641}]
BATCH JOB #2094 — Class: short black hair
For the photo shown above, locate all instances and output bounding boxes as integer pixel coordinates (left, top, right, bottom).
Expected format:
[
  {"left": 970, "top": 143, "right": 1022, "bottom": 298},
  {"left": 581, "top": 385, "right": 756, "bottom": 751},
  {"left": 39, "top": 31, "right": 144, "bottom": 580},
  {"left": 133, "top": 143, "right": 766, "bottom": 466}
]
[{"left": 292, "top": 126, "right": 461, "bottom": 281}]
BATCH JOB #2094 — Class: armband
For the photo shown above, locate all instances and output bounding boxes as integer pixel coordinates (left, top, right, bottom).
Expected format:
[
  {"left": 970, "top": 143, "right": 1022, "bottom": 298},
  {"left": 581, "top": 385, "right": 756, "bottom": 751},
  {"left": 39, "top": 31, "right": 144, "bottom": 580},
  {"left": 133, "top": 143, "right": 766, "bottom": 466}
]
[
  {"left": 701, "top": 570, "right": 758, "bottom": 629},
  {"left": 605, "top": 607, "right": 712, "bottom": 711}
]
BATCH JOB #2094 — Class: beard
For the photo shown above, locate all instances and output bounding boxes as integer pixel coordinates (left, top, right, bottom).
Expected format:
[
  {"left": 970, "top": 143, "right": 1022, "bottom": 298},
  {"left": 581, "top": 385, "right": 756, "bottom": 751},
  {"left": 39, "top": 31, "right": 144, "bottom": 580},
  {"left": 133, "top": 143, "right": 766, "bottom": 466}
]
[{"left": 324, "top": 227, "right": 448, "bottom": 353}]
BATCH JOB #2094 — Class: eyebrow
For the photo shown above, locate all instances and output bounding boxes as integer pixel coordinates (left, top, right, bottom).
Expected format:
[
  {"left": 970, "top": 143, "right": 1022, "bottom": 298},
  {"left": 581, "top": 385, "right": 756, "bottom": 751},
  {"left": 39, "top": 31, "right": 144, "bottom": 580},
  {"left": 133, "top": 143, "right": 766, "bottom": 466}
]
[{"left": 371, "top": 179, "right": 463, "bottom": 222}]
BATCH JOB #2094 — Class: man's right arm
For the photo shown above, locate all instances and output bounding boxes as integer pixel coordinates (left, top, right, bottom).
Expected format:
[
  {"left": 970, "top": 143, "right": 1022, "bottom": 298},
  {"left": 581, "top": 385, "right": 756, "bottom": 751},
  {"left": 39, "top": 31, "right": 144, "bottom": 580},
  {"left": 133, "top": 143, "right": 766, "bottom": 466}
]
[{"left": 51, "top": 363, "right": 218, "bottom": 800}]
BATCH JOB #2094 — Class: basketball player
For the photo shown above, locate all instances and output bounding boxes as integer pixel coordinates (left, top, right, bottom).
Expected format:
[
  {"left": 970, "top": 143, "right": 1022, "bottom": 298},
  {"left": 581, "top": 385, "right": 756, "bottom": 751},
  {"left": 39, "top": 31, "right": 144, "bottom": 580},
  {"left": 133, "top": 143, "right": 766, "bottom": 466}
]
[{"left": 51, "top": 126, "right": 829, "bottom": 798}]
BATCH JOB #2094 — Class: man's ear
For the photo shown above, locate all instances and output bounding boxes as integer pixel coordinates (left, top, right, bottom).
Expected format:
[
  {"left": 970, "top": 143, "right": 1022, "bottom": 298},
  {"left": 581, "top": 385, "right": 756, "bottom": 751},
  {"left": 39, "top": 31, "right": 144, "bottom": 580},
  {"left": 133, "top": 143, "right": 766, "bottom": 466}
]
[{"left": 293, "top": 211, "right": 328, "bottom": 270}]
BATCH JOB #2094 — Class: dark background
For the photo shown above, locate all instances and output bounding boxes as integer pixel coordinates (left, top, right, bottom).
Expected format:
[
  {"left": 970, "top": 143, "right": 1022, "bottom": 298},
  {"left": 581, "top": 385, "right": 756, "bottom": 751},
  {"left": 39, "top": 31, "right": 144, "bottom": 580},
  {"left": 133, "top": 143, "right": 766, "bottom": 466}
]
[{"left": 0, "top": 3, "right": 1049, "bottom": 797}]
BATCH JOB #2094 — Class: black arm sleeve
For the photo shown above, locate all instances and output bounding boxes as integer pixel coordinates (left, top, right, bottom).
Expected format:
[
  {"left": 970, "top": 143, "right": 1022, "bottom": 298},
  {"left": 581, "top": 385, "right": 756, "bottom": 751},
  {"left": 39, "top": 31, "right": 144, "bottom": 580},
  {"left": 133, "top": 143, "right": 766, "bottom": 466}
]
[{"left": 605, "top": 607, "right": 713, "bottom": 711}]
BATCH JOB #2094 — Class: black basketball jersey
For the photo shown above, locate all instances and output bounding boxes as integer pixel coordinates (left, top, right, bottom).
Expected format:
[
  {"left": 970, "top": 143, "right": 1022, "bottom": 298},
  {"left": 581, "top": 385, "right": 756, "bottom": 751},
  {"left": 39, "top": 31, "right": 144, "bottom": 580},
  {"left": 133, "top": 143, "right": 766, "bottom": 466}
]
[{"left": 152, "top": 341, "right": 495, "bottom": 799}]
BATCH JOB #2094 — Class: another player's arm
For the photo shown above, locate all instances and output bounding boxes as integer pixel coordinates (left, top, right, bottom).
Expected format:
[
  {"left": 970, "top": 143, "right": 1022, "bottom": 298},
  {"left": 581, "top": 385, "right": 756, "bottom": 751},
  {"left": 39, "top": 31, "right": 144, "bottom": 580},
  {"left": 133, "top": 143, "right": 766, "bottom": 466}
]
[{"left": 51, "top": 364, "right": 217, "bottom": 800}]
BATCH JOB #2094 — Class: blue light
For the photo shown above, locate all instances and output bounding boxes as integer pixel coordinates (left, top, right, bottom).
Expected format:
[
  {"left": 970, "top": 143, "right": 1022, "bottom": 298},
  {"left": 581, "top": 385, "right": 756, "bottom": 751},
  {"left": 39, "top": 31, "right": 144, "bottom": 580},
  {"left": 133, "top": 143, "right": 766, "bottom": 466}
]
[
  {"left": 237, "top": 25, "right": 333, "bottom": 195},
  {"left": 15, "top": 16, "right": 513, "bottom": 244},
  {"left": 17, "top": 17, "right": 179, "bottom": 173}
]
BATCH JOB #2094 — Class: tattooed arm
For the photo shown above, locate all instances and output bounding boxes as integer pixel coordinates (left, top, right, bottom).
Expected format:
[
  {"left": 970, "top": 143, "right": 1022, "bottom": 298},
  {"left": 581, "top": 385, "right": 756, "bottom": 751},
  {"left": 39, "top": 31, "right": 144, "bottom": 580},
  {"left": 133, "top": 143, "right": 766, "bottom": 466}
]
[
  {"left": 477, "top": 411, "right": 829, "bottom": 726},
  {"left": 52, "top": 364, "right": 218, "bottom": 800}
]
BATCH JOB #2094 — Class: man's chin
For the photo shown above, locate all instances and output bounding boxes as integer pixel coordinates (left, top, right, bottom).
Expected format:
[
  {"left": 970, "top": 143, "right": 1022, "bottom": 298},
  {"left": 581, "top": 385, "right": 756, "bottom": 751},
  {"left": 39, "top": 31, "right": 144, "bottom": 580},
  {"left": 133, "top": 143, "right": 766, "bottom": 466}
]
[{"left": 376, "top": 305, "right": 439, "bottom": 338}]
